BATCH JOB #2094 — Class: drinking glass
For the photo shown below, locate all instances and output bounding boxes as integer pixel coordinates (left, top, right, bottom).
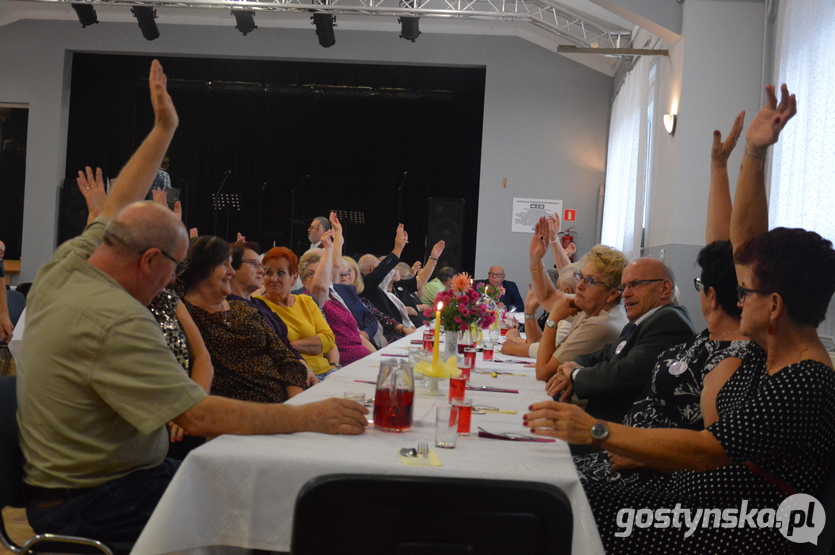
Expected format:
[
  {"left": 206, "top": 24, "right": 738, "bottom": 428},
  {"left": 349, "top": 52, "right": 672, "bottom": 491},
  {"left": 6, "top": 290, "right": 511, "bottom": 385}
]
[
  {"left": 453, "top": 399, "right": 473, "bottom": 436},
  {"left": 435, "top": 405, "right": 459, "bottom": 448}
]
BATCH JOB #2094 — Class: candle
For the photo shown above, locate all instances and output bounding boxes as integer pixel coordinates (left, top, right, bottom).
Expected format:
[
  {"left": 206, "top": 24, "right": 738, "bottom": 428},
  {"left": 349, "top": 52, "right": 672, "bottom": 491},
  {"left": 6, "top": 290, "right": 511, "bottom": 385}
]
[{"left": 432, "top": 302, "right": 442, "bottom": 370}]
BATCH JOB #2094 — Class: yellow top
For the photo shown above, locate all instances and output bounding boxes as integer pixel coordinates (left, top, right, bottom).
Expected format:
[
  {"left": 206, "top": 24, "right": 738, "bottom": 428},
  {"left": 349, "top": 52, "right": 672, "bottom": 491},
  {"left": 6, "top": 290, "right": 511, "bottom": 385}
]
[{"left": 256, "top": 294, "right": 336, "bottom": 375}]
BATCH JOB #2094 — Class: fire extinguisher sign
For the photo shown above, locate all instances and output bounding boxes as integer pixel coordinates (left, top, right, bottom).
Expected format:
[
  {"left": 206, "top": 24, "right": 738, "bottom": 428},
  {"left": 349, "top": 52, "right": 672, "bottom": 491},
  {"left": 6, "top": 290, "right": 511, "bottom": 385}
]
[
  {"left": 564, "top": 209, "right": 576, "bottom": 222},
  {"left": 511, "top": 198, "right": 563, "bottom": 233}
]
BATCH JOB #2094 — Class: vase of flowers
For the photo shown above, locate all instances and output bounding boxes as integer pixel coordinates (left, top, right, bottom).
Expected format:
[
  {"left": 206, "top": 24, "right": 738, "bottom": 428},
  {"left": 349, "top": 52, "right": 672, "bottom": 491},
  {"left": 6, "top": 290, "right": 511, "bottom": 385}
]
[{"left": 425, "top": 273, "right": 498, "bottom": 359}]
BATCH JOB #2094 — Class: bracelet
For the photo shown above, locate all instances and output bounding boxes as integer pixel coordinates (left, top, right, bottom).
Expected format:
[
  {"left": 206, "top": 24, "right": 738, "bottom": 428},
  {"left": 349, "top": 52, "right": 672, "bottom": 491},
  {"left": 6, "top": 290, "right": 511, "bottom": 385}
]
[
  {"left": 549, "top": 239, "right": 559, "bottom": 244},
  {"left": 524, "top": 314, "right": 537, "bottom": 319},
  {"left": 745, "top": 149, "right": 766, "bottom": 159},
  {"left": 429, "top": 257, "right": 438, "bottom": 261}
]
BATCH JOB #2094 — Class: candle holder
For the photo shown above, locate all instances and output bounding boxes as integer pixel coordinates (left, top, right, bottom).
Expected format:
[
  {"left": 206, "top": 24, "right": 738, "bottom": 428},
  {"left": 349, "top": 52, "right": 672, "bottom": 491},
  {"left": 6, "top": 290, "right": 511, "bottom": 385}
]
[{"left": 424, "top": 376, "right": 442, "bottom": 396}]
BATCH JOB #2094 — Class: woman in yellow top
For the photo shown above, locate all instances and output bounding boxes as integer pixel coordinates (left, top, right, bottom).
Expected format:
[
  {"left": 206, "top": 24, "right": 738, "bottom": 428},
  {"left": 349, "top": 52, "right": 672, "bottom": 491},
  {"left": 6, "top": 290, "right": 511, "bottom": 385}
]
[{"left": 257, "top": 246, "right": 338, "bottom": 378}]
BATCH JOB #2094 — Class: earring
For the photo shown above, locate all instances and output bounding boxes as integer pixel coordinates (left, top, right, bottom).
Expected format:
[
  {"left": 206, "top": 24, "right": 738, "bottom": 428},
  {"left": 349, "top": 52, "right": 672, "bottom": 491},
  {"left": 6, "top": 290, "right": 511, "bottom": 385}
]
[{"left": 768, "top": 323, "right": 775, "bottom": 336}]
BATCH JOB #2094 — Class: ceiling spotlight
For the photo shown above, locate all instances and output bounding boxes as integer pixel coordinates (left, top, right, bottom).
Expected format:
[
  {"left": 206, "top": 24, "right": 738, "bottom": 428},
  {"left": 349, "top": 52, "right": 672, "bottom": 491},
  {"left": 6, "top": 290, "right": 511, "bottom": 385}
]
[
  {"left": 399, "top": 17, "right": 420, "bottom": 42},
  {"left": 312, "top": 12, "right": 336, "bottom": 48},
  {"left": 71, "top": 3, "right": 98, "bottom": 27},
  {"left": 131, "top": 6, "right": 160, "bottom": 41},
  {"left": 232, "top": 9, "right": 257, "bottom": 35}
]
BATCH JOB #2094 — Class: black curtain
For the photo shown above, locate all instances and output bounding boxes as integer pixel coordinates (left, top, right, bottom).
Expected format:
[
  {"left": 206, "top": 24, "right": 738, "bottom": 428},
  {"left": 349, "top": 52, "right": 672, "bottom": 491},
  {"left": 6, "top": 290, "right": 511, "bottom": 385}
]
[{"left": 66, "top": 53, "right": 484, "bottom": 272}]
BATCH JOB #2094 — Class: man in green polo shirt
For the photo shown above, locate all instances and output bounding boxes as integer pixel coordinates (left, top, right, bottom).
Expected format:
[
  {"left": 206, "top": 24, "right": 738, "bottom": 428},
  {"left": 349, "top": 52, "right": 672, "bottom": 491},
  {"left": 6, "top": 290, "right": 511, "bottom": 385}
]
[{"left": 16, "top": 60, "right": 367, "bottom": 546}]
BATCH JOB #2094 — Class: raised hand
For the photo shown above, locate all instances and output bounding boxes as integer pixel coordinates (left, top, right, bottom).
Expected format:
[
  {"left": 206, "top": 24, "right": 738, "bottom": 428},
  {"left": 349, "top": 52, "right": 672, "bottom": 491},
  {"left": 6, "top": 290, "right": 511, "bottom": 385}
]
[
  {"left": 410, "top": 260, "right": 422, "bottom": 275},
  {"left": 234, "top": 232, "right": 246, "bottom": 247},
  {"left": 746, "top": 84, "right": 797, "bottom": 154},
  {"left": 547, "top": 213, "right": 560, "bottom": 243},
  {"left": 712, "top": 111, "right": 744, "bottom": 168},
  {"left": 319, "top": 229, "right": 334, "bottom": 249},
  {"left": 430, "top": 240, "right": 445, "bottom": 259},
  {"left": 329, "top": 211, "right": 343, "bottom": 237},
  {"left": 189, "top": 227, "right": 199, "bottom": 239},
  {"left": 149, "top": 59, "right": 179, "bottom": 133},
  {"left": 76, "top": 166, "right": 107, "bottom": 222},
  {"left": 173, "top": 201, "right": 182, "bottom": 220},
  {"left": 393, "top": 223, "right": 408, "bottom": 254},
  {"left": 529, "top": 217, "right": 548, "bottom": 262},
  {"left": 151, "top": 189, "right": 167, "bottom": 206}
]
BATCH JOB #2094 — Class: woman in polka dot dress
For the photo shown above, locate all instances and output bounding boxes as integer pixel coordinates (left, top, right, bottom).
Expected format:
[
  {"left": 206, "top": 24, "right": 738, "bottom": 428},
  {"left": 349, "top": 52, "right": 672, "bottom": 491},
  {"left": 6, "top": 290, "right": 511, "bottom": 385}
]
[{"left": 525, "top": 85, "right": 835, "bottom": 553}]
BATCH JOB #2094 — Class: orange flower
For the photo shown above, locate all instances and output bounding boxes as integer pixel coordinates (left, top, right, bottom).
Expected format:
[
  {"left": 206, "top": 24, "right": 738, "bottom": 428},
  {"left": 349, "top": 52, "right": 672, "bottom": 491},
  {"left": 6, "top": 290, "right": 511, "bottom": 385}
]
[{"left": 450, "top": 272, "right": 472, "bottom": 293}]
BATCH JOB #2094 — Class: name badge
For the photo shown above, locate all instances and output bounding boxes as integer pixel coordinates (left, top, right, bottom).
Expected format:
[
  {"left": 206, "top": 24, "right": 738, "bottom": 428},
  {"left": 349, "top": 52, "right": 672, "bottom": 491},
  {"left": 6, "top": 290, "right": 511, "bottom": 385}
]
[
  {"left": 614, "top": 340, "right": 627, "bottom": 355},
  {"left": 669, "top": 361, "right": 688, "bottom": 376}
]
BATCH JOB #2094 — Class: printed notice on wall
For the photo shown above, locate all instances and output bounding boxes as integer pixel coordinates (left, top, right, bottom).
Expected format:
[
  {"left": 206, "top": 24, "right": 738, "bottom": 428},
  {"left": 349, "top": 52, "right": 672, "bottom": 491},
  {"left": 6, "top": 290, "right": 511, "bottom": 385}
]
[{"left": 511, "top": 198, "right": 563, "bottom": 233}]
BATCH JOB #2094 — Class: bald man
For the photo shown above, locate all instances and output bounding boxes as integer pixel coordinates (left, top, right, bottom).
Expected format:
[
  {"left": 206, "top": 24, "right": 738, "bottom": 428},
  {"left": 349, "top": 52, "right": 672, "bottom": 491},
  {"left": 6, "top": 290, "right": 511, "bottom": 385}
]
[
  {"left": 547, "top": 258, "right": 695, "bottom": 427},
  {"left": 474, "top": 265, "right": 524, "bottom": 312},
  {"left": 17, "top": 60, "right": 367, "bottom": 546}
]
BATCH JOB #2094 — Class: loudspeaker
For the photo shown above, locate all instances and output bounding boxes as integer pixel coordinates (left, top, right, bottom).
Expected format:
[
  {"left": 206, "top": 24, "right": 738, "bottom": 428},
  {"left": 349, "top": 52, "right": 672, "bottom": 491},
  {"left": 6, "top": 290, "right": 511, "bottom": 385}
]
[
  {"left": 427, "top": 198, "right": 464, "bottom": 272},
  {"left": 57, "top": 179, "right": 89, "bottom": 246}
]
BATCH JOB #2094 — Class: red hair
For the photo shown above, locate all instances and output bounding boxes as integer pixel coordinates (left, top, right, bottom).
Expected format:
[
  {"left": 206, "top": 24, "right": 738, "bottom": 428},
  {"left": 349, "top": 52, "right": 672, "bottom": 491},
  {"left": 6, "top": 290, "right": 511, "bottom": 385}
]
[{"left": 262, "top": 246, "right": 298, "bottom": 276}]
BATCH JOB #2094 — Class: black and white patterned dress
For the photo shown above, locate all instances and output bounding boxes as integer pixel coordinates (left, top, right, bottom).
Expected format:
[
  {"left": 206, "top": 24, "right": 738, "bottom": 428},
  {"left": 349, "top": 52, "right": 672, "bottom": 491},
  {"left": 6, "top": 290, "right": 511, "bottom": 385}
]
[
  {"left": 584, "top": 345, "right": 835, "bottom": 554},
  {"left": 575, "top": 330, "right": 749, "bottom": 486}
]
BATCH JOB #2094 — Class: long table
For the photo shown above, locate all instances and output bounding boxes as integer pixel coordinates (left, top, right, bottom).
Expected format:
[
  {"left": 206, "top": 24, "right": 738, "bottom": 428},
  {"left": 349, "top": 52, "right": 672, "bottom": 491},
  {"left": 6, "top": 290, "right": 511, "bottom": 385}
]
[{"left": 132, "top": 331, "right": 605, "bottom": 555}]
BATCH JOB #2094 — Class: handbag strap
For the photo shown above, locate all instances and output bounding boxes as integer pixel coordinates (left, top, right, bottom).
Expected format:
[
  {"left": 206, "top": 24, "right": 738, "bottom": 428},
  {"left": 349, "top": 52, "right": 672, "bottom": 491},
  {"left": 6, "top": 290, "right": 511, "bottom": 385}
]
[{"left": 744, "top": 460, "right": 799, "bottom": 496}]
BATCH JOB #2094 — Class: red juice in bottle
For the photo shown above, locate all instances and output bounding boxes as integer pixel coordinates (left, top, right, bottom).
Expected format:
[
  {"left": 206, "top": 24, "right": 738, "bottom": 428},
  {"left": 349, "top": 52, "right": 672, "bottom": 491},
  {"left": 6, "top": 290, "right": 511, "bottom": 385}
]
[{"left": 373, "top": 389, "right": 414, "bottom": 432}]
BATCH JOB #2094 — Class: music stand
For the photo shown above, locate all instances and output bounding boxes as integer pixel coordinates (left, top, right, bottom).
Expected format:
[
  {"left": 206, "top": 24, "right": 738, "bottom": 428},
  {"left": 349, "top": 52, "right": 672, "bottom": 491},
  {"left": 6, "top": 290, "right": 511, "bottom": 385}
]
[{"left": 212, "top": 193, "right": 242, "bottom": 240}]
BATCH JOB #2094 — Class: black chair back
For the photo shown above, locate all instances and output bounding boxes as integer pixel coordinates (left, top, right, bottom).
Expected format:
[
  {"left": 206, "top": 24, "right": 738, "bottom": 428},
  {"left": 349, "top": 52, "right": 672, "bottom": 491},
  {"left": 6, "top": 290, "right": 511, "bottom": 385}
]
[
  {"left": 6, "top": 291, "right": 24, "bottom": 327},
  {"left": 291, "top": 474, "right": 573, "bottom": 555},
  {"left": 0, "top": 375, "right": 24, "bottom": 509}
]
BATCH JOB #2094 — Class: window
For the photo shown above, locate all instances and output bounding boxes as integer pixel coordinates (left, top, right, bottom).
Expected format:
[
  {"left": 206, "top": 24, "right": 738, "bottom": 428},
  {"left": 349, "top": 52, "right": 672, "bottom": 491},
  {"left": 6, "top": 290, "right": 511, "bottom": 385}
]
[
  {"left": 770, "top": 0, "right": 835, "bottom": 243},
  {"left": 600, "top": 56, "right": 650, "bottom": 261}
]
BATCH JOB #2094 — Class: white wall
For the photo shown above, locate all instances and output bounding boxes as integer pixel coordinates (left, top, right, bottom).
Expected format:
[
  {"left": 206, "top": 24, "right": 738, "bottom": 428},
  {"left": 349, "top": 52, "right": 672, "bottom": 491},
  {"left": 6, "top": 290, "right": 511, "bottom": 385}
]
[
  {"left": 0, "top": 18, "right": 612, "bottom": 283},
  {"left": 641, "top": 0, "right": 767, "bottom": 330}
]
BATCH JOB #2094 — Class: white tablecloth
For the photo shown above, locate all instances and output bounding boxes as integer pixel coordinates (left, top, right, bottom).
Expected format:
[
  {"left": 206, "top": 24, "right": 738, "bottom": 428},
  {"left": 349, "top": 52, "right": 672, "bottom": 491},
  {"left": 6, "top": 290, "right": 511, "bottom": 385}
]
[{"left": 132, "top": 331, "right": 604, "bottom": 555}]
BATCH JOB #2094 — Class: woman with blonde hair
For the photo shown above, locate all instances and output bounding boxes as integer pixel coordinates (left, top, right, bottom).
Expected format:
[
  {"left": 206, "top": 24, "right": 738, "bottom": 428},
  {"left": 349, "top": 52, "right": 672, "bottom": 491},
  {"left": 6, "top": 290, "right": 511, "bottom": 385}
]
[{"left": 534, "top": 243, "right": 629, "bottom": 385}]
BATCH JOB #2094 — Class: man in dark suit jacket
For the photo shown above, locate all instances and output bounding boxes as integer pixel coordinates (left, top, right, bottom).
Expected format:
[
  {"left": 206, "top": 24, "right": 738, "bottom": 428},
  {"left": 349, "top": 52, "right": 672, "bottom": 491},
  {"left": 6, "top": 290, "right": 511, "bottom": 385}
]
[
  {"left": 474, "top": 265, "right": 524, "bottom": 312},
  {"left": 547, "top": 258, "right": 695, "bottom": 425}
]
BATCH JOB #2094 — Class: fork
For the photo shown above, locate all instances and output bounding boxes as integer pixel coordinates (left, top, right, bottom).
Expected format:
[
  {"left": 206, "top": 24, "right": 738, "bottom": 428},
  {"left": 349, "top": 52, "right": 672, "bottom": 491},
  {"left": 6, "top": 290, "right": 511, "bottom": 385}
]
[{"left": 417, "top": 442, "right": 429, "bottom": 457}]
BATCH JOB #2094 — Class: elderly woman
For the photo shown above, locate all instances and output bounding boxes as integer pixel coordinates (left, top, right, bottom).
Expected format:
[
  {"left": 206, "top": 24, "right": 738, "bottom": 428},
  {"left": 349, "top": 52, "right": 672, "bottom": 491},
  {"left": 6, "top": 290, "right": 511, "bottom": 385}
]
[
  {"left": 298, "top": 231, "right": 374, "bottom": 366},
  {"left": 257, "top": 246, "right": 337, "bottom": 379},
  {"left": 535, "top": 244, "right": 629, "bottom": 385},
  {"left": 526, "top": 85, "right": 835, "bottom": 553},
  {"left": 181, "top": 236, "right": 308, "bottom": 403}
]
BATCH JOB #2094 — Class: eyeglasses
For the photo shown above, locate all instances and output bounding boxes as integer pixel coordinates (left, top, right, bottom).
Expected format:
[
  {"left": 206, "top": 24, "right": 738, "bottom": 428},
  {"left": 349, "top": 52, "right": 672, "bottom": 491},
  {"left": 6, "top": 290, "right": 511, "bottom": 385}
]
[
  {"left": 737, "top": 285, "right": 767, "bottom": 303},
  {"left": 617, "top": 278, "right": 664, "bottom": 294},
  {"left": 488, "top": 272, "right": 505, "bottom": 277},
  {"left": 241, "top": 259, "right": 264, "bottom": 270},
  {"left": 105, "top": 229, "right": 188, "bottom": 276},
  {"left": 339, "top": 272, "right": 351, "bottom": 279},
  {"left": 158, "top": 249, "right": 189, "bottom": 276},
  {"left": 573, "top": 271, "right": 609, "bottom": 288},
  {"left": 694, "top": 277, "right": 703, "bottom": 292}
]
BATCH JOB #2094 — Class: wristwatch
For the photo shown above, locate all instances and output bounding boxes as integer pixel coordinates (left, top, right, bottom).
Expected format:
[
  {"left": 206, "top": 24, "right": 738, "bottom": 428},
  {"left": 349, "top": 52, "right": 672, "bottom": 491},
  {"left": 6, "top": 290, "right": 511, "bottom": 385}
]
[
  {"left": 590, "top": 420, "right": 609, "bottom": 447},
  {"left": 545, "top": 319, "right": 558, "bottom": 329},
  {"left": 330, "top": 362, "right": 343, "bottom": 369}
]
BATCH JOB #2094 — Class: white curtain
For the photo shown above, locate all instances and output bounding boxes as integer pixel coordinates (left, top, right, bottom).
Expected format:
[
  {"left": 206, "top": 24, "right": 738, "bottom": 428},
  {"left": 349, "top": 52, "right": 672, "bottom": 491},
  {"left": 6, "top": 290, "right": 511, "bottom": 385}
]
[
  {"left": 600, "top": 56, "right": 650, "bottom": 261},
  {"left": 770, "top": 0, "right": 835, "bottom": 243}
]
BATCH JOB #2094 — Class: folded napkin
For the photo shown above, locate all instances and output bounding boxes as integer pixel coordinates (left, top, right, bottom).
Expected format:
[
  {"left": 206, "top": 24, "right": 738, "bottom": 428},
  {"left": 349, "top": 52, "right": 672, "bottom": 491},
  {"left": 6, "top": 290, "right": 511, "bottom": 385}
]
[
  {"left": 477, "top": 428, "right": 556, "bottom": 443},
  {"left": 399, "top": 450, "right": 443, "bottom": 466},
  {"left": 414, "top": 355, "right": 461, "bottom": 379}
]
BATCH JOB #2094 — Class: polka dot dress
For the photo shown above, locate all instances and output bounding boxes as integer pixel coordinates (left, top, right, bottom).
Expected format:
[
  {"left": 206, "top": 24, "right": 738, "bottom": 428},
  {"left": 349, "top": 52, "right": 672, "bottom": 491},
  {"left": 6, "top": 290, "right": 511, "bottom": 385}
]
[
  {"left": 574, "top": 330, "right": 749, "bottom": 488},
  {"left": 585, "top": 345, "right": 835, "bottom": 554}
]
